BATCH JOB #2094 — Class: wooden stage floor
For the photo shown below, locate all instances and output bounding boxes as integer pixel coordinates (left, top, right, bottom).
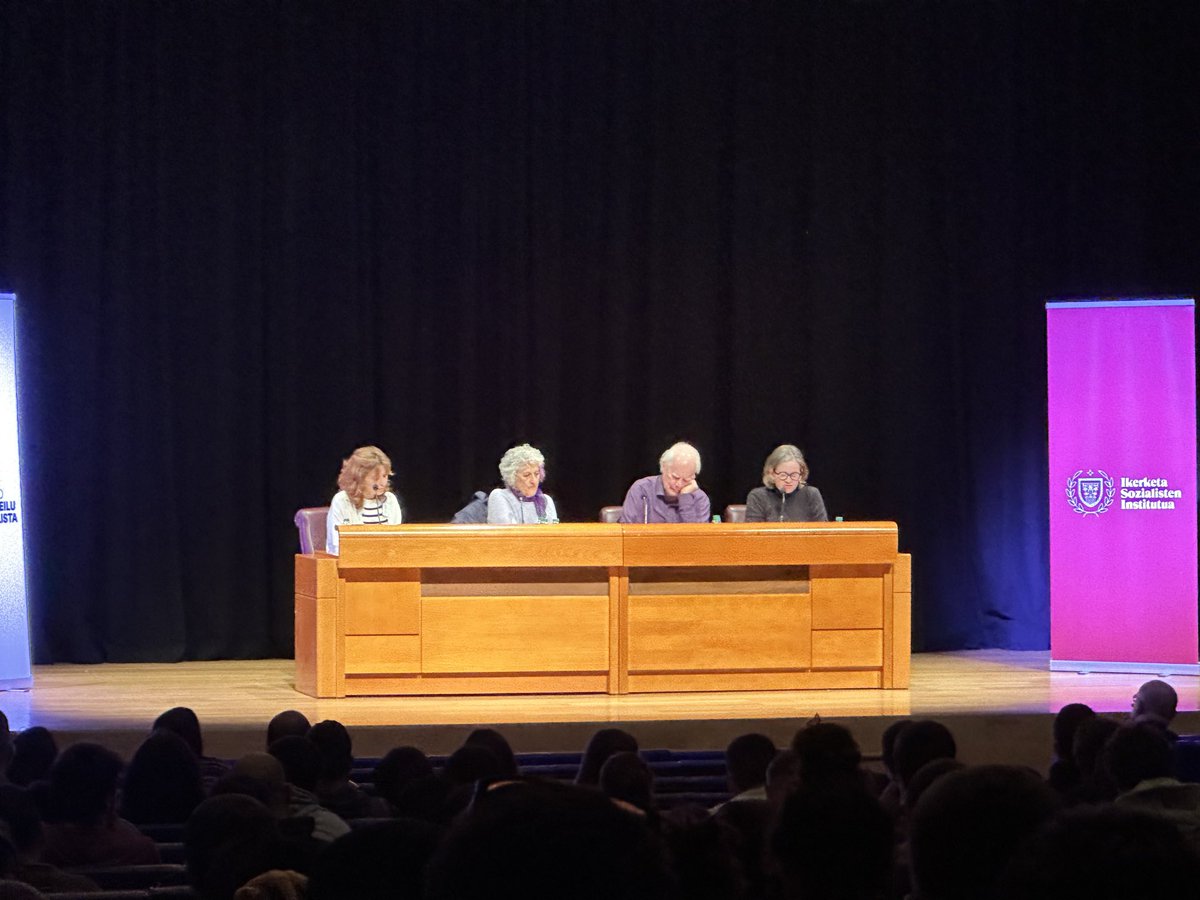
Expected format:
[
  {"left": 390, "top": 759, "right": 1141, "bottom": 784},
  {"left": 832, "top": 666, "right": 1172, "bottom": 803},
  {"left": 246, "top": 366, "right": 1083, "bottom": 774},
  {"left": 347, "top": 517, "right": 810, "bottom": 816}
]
[{"left": 3, "top": 650, "right": 1198, "bottom": 774}]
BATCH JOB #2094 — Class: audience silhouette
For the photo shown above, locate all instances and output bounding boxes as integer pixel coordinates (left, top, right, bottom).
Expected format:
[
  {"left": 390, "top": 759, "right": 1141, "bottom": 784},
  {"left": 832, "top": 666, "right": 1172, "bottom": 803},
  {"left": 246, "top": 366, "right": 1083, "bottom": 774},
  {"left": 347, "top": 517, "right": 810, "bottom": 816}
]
[{"left": 0, "top": 692, "right": 1196, "bottom": 899}]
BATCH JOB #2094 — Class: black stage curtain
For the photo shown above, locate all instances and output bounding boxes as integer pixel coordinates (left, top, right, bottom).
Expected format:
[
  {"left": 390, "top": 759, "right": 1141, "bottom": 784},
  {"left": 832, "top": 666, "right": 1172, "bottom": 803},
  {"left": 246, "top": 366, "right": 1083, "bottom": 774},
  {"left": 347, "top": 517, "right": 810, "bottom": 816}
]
[{"left": 1, "top": 1, "right": 1197, "bottom": 662}]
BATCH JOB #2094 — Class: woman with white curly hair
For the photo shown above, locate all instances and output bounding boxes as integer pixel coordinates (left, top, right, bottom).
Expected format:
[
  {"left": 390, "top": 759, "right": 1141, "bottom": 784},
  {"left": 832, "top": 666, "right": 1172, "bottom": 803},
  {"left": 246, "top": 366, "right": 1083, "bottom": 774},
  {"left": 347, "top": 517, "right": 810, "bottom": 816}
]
[
  {"left": 326, "top": 445, "right": 402, "bottom": 555},
  {"left": 487, "top": 444, "right": 559, "bottom": 525}
]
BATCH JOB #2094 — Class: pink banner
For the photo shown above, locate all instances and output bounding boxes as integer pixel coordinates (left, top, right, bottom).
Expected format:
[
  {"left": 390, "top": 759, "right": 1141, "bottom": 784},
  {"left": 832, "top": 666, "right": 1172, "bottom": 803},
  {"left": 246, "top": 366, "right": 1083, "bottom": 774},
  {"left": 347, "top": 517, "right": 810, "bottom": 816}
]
[{"left": 1047, "top": 299, "right": 1197, "bottom": 672}]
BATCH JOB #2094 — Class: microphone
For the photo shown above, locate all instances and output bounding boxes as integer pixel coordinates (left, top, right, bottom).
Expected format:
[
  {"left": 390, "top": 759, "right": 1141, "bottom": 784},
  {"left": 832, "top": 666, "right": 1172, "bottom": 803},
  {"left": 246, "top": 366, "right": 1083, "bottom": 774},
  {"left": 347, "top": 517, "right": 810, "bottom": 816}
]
[{"left": 643, "top": 495, "right": 649, "bottom": 524}]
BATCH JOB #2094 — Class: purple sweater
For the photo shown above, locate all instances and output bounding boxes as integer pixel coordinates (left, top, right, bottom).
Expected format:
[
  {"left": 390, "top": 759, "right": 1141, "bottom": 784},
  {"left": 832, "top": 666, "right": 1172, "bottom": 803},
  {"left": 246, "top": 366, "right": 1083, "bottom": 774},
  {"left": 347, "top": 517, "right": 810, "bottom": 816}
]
[{"left": 619, "top": 475, "right": 711, "bottom": 524}]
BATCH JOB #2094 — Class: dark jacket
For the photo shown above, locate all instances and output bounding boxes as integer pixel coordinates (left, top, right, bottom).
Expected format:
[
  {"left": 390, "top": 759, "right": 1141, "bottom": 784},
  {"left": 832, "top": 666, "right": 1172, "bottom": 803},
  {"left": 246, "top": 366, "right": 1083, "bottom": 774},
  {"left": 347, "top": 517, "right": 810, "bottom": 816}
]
[{"left": 744, "top": 485, "right": 828, "bottom": 523}]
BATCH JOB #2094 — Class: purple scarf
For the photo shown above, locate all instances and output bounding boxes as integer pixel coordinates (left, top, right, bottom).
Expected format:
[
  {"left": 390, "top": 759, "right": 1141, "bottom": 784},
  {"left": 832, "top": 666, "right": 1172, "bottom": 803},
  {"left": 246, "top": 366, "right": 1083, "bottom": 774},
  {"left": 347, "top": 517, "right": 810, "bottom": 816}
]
[{"left": 510, "top": 486, "right": 548, "bottom": 520}]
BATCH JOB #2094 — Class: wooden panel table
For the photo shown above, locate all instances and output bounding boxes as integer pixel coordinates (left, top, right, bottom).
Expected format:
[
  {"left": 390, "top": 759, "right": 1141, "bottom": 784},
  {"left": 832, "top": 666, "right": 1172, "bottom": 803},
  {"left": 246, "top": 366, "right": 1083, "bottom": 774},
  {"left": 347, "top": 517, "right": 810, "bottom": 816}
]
[{"left": 295, "top": 522, "right": 910, "bottom": 697}]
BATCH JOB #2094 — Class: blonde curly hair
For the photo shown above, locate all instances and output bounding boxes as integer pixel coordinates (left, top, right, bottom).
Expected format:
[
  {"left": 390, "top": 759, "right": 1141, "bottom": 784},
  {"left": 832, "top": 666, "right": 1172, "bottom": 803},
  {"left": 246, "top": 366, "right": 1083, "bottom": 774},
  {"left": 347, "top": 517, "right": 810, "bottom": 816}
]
[{"left": 337, "top": 446, "right": 393, "bottom": 509}]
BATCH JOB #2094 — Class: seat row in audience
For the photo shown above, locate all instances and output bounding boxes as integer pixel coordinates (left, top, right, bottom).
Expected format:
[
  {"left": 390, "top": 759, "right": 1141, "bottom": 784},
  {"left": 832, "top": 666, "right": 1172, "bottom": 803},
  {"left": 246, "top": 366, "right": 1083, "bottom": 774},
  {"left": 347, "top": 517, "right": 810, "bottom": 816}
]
[{"left": 1, "top": 679, "right": 1198, "bottom": 899}]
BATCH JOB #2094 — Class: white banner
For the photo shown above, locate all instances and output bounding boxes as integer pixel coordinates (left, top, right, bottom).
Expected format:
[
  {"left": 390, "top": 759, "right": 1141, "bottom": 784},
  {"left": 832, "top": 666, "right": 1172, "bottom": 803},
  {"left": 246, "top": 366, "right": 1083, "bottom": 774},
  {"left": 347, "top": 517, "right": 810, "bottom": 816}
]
[{"left": 0, "top": 293, "right": 32, "bottom": 689}]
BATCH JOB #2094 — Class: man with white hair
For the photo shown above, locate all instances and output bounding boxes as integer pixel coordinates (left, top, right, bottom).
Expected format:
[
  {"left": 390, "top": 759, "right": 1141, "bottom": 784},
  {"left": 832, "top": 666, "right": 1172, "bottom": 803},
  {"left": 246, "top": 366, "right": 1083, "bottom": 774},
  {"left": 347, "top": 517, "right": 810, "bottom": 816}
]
[{"left": 619, "top": 442, "right": 711, "bottom": 523}]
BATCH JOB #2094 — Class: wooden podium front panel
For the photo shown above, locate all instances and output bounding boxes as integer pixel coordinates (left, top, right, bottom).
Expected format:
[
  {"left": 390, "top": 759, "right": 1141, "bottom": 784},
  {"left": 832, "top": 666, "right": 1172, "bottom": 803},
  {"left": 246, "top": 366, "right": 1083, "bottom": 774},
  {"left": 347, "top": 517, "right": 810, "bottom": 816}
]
[
  {"left": 891, "top": 554, "right": 912, "bottom": 687},
  {"left": 294, "top": 554, "right": 341, "bottom": 698},
  {"left": 811, "top": 630, "right": 884, "bottom": 668},
  {"left": 621, "top": 522, "right": 899, "bottom": 567},
  {"left": 295, "top": 523, "right": 911, "bottom": 697},
  {"left": 344, "top": 635, "right": 420, "bottom": 675},
  {"left": 337, "top": 524, "right": 623, "bottom": 569},
  {"left": 421, "top": 596, "right": 610, "bottom": 674},
  {"left": 627, "top": 564, "right": 813, "bottom": 679},
  {"left": 627, "top": 594, "right": 812, "bottom": 672},
  {"left": 344, "top": 573, "right": 420, "bottom": 635},
  {"left": 810, "top": 565, "right": 885, "bottom": 629}
]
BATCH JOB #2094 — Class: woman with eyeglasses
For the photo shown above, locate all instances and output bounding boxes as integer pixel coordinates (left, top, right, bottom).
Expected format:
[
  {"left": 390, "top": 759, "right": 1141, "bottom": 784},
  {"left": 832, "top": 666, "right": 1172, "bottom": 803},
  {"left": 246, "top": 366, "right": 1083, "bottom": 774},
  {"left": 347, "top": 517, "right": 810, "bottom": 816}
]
[
  {"left": 744, "top": 444, "right": 828, "bottom": 522},
  {"left": 326, "top": 445, "right": 403, "bottom": 555}
]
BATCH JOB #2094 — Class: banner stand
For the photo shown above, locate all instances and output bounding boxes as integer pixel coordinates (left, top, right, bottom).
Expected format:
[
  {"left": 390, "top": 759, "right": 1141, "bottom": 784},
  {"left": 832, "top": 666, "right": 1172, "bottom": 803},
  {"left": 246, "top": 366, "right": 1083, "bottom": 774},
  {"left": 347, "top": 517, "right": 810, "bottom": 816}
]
[
  {"left": 1047, "top": 298, "right": 1198, "bottom": 677},
  {"left": 0, "top": 292, "right": 32, "bottom": 691}
]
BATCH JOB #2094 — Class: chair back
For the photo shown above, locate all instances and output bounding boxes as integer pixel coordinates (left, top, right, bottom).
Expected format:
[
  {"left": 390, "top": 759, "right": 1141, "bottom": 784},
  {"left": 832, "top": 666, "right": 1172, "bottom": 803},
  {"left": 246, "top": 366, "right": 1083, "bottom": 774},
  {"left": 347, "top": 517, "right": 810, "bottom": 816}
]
[
  {"left": 599, "top": 506, "right": 622, "bottom": 524},
  {"left": 723, "top": 504, "right": 747, "bottom": 523},
  {"left": 294, "top": 507, "right": 329, "bottom": 554}
]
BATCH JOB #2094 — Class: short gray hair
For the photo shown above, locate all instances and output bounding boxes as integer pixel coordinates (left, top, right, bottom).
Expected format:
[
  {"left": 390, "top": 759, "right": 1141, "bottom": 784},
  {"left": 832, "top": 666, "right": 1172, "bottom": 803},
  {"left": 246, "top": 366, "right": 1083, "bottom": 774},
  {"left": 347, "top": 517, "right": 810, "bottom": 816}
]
[
  {"left": 659, "top": 441, "right": 701, "bottom": 475},
  {"left": 499, "top": 443, "right": 546, "bottom": 488},
  {"left": 762, "top": 444, "right": 809, "bottom": 487}
]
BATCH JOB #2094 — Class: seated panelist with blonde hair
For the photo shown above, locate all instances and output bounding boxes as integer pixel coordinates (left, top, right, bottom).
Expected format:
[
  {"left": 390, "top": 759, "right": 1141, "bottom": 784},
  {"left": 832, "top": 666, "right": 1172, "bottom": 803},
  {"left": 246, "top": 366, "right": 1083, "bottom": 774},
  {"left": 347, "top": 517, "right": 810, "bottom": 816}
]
[
  {"left": 744, "top": 444, "right": 828, "bottom": 522},
  {"left": 487, "top": 443, "right": 559, "bottom": 525},
  {"left": 326, "top": 445, "right": 402, "bottom": 555},
  {"left": 619, "top": 441, "right": 711, "bottom": 524}
]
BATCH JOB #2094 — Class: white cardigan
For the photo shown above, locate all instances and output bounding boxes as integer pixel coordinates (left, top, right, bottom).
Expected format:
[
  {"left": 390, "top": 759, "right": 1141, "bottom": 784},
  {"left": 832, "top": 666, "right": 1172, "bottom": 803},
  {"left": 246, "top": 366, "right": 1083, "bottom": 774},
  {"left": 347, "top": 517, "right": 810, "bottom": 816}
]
[{"left": 486, "top": 488, "right": 558, "bottom": 524}]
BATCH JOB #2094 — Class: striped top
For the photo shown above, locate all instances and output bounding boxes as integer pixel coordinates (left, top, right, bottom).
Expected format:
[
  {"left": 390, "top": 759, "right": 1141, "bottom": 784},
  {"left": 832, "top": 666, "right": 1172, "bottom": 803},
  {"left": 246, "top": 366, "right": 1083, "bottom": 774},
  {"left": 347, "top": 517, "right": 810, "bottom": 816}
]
[{"left": 326, "top": 490, "right": 403, "bottom": 555}]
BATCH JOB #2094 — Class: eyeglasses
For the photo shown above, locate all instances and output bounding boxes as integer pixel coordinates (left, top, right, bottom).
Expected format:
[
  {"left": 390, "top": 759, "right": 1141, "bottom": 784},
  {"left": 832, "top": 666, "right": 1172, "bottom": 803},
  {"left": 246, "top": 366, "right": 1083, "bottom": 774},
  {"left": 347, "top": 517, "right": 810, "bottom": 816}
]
[{"left": 773, "top": 471, "right": 803, "bottom": 482}]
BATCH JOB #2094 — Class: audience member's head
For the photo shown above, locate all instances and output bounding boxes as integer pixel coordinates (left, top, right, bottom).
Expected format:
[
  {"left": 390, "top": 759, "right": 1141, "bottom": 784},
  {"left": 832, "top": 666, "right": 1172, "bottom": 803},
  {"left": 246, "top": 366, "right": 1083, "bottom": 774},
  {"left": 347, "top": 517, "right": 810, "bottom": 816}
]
[
  {"left": 713, "top": 799, "right": 772, "bottom": 899},
  {"left": 266, "top": 711, "right": 311, "bottom": 749},
  {"left": 0, "top": 875, "right": 42, "bottom": 900},
  {"left": 577, "top": 728, "right": 639, "bottom": 786},
  {"left": 184, "top": 794, "right": 281, "bottom": 900},
  {"left": 443, "top": 745, "right": 502, "bottom": 787},
  {"left": 307, "top": 720, "right": 354, "bottom": 784},
  {"left": 463, "top": 728, "right": 519, "bottom": 780},
  {"left": 0, "top": 830, "right": 16, "bottom": 882},
  {"left": 725, "top": 733, "right": 776, "bottom": 794},
  {"left": 1053, "top": 704, "right": 1095, "bottom": 761},
  {"left": 766, "top": 749, "right": 800, "bottom": 807},
  {"left": 790, "top": 723, "right": 862, "bottom": 790},
  {"left": 426, "top": 780, "right": 670, "bottom": 900},
  {"left": 599, "top": 751, "right": 654, "bottom": 812},
  {"left": 892, "top": 720, "right": 956, "bottom": 798},
  {"left": 903, "top": 757, "right": 966, "bottom": 813},
  {"left": 45, "top": 742, "right": 123, "bottom": 825},
  {"left": 910, "top": 765, "right": 1057, "bottom": 900},
  {"left": 120, "top": 729, "right": 206, "bottom": 825},
  {"left": 213, "top": 752, "right": 290, "bottom": 819},
  {"left": 999, "top": 805, "right": 1200, "bottom": 899},
  {"left": 0, "top": 743, "right": 11, "bottom": 787},
  {"left": 1071, "top": 715, "right": 1121, "bottom": 801},
  {"left": 1131, "top": 679, "right": 1178, "bottom": 724},
  {"left": 308, "top": 818, "right": 441, "bottom": 900},
  {"left": 373, "top": 746, "right": 434, "bottom": 810},
  {"left": 0, "top": 714, "right": 11, "bottom": 786},
  {"left": 267, "top": 736, "right": 321, "bottom": 793},
  {"left": 771, "top": 782, "right": 894, "bottom": 900},
  {"left": 6, "top": 728, "right": 57, "bottom": 787},
  {"left": 1102, "top": 723, "right": 1174, "bottom": 794},
  {"left": 880, "top": 718, "right": 913, "bottom": 779},
  {"left": 0, "top": 785, "right": 42, "bottom": 858},
  {"left": 390, "top": 775, "right": 452, "bottom": 825},
  {"left": 659, "top": 806, "right": 744, "bottom": 900},
  {"left": 153, "top": 707, "right": 205, "bottom": 759},
  {"left": 210, "top": 775, "right": 283, "bottom": 819}
]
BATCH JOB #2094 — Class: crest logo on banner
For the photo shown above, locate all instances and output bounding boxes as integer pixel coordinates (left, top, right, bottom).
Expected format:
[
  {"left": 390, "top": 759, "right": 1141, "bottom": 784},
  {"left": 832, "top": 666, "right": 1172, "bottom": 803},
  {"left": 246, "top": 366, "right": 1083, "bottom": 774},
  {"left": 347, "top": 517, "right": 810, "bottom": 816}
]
[{"left": 1066, "top": 469, "right": 1114, "bottom": 516}]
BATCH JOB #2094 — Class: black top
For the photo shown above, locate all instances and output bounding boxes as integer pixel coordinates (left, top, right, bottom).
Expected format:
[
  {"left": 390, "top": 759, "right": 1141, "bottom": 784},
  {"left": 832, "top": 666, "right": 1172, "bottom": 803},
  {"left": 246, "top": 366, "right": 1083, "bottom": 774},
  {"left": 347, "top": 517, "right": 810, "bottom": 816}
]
[{"left": 744, "top": 485, "right": 828, "bottom": 522}]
